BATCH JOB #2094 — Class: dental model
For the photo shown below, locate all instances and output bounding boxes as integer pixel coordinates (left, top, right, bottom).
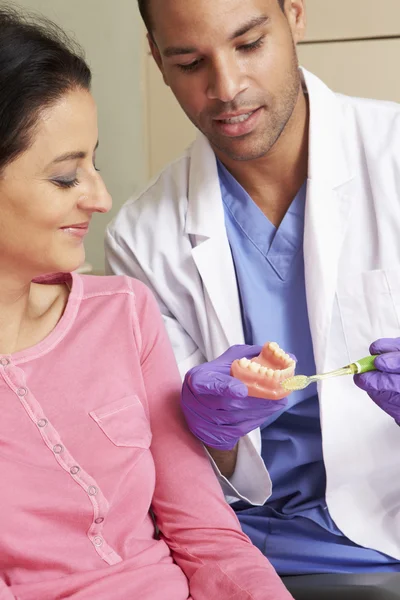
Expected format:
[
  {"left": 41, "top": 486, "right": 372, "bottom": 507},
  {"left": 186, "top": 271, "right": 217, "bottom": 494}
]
[{"left": 231, "top": 342, "right": 296, "bottom": 400}]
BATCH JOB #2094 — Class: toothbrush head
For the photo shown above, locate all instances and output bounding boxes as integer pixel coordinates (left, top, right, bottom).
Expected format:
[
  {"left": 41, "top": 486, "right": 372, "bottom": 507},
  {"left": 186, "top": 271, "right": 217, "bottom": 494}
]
[{"left": 281, "top": 375, "right": 310, "bottom": 392}]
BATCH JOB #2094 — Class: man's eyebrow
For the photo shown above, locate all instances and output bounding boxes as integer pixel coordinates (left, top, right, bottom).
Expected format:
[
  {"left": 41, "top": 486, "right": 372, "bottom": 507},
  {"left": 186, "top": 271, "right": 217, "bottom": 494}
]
[
  {"left": 230, "top": 16, "right": 269, "bottom": 40},
  {"left": 51, "top": 141, "right": 99, "bottom": 165},
  {"left": 162, "top": 16, "right": 269, "bottom": 57}
]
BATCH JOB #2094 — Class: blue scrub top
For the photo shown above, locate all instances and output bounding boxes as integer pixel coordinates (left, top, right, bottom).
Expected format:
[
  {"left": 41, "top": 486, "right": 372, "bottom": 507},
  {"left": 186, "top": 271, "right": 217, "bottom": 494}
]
[{"left": 218, "top": 159, "right": 399, "bottom": 575}]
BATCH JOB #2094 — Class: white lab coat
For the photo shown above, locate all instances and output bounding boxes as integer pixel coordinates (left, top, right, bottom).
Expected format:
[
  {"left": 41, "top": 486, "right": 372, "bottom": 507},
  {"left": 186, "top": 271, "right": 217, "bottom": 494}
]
[{"left": 105, "top": 69, "right": 400, "bottom": 560}]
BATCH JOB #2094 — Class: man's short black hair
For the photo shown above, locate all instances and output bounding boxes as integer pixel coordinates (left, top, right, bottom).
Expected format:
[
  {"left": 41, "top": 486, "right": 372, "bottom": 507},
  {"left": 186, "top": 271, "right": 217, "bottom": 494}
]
[{"left": 138, "top": 0, "right": 285, "bottom": 34}]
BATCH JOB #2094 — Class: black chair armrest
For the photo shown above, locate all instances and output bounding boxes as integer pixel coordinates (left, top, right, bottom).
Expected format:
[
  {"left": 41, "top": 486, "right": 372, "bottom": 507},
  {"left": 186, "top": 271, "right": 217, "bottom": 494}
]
[{"left": 282, "top": 573, "right": 400, "bottom": 600}]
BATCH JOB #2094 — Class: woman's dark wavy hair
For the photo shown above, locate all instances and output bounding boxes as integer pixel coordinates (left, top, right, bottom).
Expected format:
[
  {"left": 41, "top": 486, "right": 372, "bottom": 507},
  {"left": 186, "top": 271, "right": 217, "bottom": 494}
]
[
  {"left": 0, "top": 6, "right": 91, "bottom": 173},
  {"left": 137, "top": 0, "right": 285, "bottom": 34}
]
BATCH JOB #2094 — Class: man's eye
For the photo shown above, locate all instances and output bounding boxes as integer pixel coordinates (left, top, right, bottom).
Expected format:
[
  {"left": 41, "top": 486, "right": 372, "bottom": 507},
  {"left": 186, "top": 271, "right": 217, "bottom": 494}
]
[
  {"left": 177, "top": 59, "right": 202, "bottom": 73},
  {"left": 238, "top": 37, "right": 265, "bottom": 52}
]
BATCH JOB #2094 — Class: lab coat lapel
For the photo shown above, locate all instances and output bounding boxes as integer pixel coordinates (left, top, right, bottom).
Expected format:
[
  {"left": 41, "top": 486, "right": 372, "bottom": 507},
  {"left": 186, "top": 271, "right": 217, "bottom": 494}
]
[
  {"left": 186, "top": 134, "right": 245, "bottom": 350},
  {"left": 304, "top": 181, "right": 354, "bottom": 372},
  {"left": 302, "top": 70, "right": 355, "bottom": 372}
]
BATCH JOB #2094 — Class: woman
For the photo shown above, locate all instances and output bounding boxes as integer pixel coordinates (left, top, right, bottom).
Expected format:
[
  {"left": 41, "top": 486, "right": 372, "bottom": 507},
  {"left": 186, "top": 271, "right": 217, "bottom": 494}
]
[{"left": 0, "top": 7, "right": 293, "bottom": 600}]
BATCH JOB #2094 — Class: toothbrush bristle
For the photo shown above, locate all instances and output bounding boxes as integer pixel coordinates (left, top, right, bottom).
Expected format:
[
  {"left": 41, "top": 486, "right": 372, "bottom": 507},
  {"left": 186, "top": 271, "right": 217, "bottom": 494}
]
[{"left": 281, "top": 375, "right": 309, "bottom": 391}]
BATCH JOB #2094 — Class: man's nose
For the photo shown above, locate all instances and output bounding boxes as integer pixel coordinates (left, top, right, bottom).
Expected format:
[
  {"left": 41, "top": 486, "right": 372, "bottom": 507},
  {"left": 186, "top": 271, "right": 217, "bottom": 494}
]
[{"left": 207, "top": 56, "right": 247, "bottom": 103}]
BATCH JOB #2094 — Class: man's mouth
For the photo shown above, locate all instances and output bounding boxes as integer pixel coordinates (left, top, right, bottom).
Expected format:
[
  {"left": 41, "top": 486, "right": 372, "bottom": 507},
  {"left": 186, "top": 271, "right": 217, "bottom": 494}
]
[
  {"left": 211, "top": 107, "right": 263, "bottom": 138},
  {"left": 216, "top": 111, "right": 256, "bottom": 125}
]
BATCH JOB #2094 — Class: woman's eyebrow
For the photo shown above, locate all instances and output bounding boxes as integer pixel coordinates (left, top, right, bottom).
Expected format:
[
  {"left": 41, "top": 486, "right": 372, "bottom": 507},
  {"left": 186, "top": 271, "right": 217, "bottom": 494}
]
[{"left": 49, "top": 141, "right": 99, "bottom": 166}]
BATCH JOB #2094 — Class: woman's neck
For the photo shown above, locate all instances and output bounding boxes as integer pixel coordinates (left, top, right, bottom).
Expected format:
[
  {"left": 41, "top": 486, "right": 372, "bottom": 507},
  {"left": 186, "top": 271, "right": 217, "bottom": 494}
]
[{"left": 0, "top": 274, "right": 68, "bottom": 355}]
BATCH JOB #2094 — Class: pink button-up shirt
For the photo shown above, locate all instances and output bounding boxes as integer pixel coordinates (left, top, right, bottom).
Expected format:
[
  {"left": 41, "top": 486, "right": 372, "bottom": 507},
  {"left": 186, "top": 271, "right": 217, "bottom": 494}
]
[{"left": 0, "top": 273, "right": 292, "bottom": 600}]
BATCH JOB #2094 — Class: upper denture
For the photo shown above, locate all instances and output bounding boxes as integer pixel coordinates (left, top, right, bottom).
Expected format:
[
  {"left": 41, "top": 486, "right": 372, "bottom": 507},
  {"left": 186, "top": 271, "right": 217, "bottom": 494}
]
[{"left": 231, "top": 342, "right": 296, "bottom": 400}]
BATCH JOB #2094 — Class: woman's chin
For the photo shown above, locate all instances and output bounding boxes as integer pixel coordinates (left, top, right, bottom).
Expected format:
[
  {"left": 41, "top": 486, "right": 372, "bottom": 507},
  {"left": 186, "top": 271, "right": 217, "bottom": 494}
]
[{"left": 44, "top": 250, "right": 86, "bottom": 276}]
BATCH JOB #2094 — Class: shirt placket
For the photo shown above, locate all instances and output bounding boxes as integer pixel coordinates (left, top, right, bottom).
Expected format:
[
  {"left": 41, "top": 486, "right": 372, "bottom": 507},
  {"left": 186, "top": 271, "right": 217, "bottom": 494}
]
[{"left": 0, "top": 357, "right": 122, "bottom": 566}]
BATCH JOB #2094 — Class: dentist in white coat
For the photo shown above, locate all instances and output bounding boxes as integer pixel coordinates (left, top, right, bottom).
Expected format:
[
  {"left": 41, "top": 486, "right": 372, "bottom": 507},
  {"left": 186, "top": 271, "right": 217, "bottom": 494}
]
[{"left": 106, "top": 0, "right": 400, "bottom": 575}]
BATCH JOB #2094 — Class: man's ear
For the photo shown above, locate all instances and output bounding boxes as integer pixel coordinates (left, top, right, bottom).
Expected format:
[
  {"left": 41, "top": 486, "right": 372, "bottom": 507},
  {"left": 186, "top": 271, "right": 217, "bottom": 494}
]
[
  {"left": 148, "top": 33, "right": 169, "bottom": 86},
  {"left": 285, "top": 0, "right": 306, "bottom": 45}
]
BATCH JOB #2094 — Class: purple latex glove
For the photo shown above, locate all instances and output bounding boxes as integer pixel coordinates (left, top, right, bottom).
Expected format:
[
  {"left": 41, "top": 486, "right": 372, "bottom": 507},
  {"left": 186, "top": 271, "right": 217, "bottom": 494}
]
[
  {"left": 181, "top": 344, "right": 296, "bottom": 451},
  {"left": 354, "top": 337, "right": 400, "bottom": 423}
]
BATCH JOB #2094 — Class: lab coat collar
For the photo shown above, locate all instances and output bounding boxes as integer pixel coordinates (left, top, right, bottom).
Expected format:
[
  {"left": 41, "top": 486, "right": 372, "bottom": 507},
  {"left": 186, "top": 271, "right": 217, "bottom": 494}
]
[
  {"left": 302, "top": 68, "right": 354, "bottom": 188},
  {"left": 185, "top": 134, "right": 223, "bottom": 238},
  {"left": 185, "top": 68, "right": 355, "bottom": 239},
  {"left": 186, "top": 134, "right": 244, "bottom": 347}
]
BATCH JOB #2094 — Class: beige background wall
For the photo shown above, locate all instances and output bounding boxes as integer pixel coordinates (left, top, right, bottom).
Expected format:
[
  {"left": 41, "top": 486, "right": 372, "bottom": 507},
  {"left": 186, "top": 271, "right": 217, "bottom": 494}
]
[
  {"left": 7, "top": 0, "right": 147, "bottom": 272},
  {"left": 145, "top": 0, "right": 400, "bottom": 177}
]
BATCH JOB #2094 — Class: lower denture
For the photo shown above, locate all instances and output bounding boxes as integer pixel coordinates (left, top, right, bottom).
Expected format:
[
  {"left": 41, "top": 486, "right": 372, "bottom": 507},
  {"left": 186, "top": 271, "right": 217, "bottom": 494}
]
[{"left": 230, "top": 341, "right": 295, "bottom": 400}]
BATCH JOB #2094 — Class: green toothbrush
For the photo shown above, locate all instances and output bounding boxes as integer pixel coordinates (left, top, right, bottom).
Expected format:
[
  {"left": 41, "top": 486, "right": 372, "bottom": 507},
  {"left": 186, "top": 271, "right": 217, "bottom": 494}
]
[{"left": 281, "top": 355, "right": 378, "bottom": 392}]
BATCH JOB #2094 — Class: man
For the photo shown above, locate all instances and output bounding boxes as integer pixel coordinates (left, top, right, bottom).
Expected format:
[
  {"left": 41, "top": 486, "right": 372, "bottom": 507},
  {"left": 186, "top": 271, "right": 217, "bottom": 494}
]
[{"left": 105, "top": 0, "right": 400, "bottom": 575}]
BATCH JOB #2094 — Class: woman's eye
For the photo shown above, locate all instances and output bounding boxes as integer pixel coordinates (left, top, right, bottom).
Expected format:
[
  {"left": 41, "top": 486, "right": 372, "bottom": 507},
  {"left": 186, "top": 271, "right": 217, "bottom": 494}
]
[
  {"left": 239, "top": 37, "right": 265, "bottom": 52},
  {"left": 51, "top": 177, "right": 79, "bottom": 189},
  {"left": 177, "top": 59, "right": 202, "bottom": 73}
]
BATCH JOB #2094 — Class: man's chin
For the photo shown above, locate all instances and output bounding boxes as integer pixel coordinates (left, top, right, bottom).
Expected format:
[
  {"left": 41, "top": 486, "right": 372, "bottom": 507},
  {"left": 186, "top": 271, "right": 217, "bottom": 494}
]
[{"left": 210, "top": 137, "right": 271, "bottom": 162}]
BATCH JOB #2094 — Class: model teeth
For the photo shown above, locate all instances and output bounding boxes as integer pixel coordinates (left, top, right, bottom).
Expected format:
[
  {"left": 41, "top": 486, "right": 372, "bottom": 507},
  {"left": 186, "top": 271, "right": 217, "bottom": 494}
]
[
  {"left": 283, "top": 352, "right": 294, "bottom": 363},
  {"left": 237, "top": 361, "right": 290, "bottom": 380},
  {"left": 265, "top": 342, "right": 293, "bottom": 366},
  {"left": 239, "top": 358, "right": 251, "bottom": 368},
  {"left": 237, "top": 340, "right": 295, "bottom": 380}
]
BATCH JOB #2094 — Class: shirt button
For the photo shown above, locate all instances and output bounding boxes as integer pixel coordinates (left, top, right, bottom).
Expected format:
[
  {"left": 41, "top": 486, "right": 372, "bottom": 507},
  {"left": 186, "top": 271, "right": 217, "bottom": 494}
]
[
  {"left": 53, "top": 444, "right": 63, "bottom": 454},
  {"left": 88, "top": 486, "right": 98, "bottom": 496},
  {"left": 37, "top": 419, "right": 48, "bottom": 428},
  {"left": 0, "top": 358, "right": 10, "bottom": 367},
  {"left": 93, "top": 536, "right": 103, "bottom": 547},
  {"left": 17, "top": 387, "right": 27, "bottom": 397},
  {"left": 95, "top": 517, "right": 104, "bottom": 524},
  {"left": 70, "top": 466, "right": 80, "bottom": 475}
]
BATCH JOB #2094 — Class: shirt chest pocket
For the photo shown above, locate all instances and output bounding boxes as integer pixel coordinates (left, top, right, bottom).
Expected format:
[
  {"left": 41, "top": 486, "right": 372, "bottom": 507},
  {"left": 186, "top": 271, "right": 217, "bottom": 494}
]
[
  {"left": 89, "top": 395, "right": 152, "bottom": 448},
  {"left": 337, "top": 268, "right": 400, "bottom": 359}
]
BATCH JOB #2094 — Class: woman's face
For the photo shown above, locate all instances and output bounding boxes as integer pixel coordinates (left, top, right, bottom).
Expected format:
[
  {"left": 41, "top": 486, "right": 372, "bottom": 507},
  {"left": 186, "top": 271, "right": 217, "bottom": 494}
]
[{"left": 0, "top": 88, "right": 112, "bottom": 279}]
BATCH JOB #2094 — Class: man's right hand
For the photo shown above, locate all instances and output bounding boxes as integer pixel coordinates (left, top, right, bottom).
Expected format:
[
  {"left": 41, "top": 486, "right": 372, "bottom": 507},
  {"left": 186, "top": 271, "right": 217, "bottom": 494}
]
[{"left": 181, "top": 345, "right": 291, "bottom": 451}]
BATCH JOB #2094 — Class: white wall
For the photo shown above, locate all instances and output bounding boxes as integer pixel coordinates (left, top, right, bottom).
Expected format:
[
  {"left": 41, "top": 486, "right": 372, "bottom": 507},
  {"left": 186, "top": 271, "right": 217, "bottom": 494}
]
[{"left": 8, "top": 0, "right": 147, "bottom": 272}]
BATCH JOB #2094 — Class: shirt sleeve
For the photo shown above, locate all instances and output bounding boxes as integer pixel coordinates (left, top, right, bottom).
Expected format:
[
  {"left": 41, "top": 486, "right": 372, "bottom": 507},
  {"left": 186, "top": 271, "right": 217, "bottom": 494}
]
[
  {"left": 0, "top": 580, "right": 15, "bottom": 600},
  {"left": 106, "top": 227, "right": 273, "bottom": 505},
  {"left": 105, "top": 227, "right": 206, "bottom": 377},
  {"left": 130, "top": 279, "right": 293, "bottom": 600}
]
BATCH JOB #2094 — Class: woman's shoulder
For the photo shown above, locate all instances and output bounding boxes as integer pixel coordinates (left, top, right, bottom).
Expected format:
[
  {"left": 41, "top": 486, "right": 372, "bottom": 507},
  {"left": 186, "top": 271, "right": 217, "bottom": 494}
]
[
  {"left": 78, "top": 275, "right": 162, "bottom": 349},
  {"left": 79, "top": 273, "right": 153, "bottom": 304}
]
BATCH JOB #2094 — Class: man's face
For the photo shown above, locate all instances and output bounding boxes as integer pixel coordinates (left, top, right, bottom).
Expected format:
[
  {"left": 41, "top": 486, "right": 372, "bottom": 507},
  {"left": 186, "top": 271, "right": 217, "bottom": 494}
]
[{"left": 149, "top": 0, "right": 306, "bottom": 161}]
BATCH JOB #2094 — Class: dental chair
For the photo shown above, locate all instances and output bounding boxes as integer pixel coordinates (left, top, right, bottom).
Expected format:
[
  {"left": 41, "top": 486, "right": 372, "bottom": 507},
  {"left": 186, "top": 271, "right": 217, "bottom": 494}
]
[{"left": 282, "top": 573, "right": 400, "bottom": 599}]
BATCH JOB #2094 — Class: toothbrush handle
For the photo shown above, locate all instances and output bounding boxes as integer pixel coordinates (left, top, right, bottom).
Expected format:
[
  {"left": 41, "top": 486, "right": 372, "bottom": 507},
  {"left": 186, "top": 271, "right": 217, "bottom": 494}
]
[{"left": 351, "top": 355, "right": 379, "bottom": 374}]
